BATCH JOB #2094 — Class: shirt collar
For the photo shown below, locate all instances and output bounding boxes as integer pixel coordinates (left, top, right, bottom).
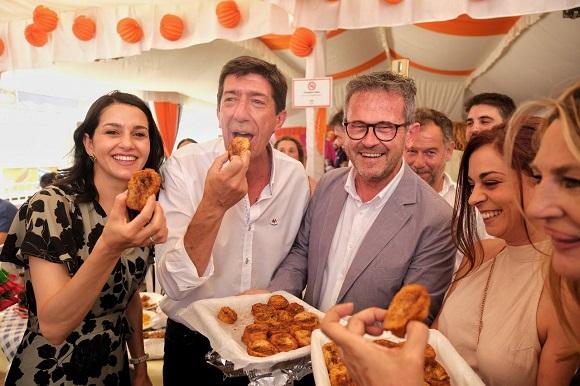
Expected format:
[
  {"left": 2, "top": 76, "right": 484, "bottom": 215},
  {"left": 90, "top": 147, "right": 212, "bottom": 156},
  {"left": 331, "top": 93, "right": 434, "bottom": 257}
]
[
  {"left": 440, "top": 172, "right": 456, "bottom": 196},
  {"left": 344, "top": 161, "right": 406, "bottom": 205}
]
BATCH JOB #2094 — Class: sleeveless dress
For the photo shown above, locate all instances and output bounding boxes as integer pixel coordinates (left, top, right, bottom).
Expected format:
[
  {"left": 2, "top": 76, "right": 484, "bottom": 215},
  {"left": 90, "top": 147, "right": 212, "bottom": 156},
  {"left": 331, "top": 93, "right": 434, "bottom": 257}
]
[
  {"left": 437, "top": 242, "right": 550, "bottom": 386},
  {"left": 0, "top": 186, "right": 153, "bottom": 386}
]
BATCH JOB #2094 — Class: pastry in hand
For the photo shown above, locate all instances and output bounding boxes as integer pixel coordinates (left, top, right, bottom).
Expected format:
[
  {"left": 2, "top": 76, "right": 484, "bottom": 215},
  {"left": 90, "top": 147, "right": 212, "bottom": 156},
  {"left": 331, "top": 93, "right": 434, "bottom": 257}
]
[
  {"left": 126, "top": 168, "right": 161, "bottom": 211},
  {"left": 217, "top": 306, "right": 238, "bottom": 324},
  {"left": 228, "top": 136, "right": 251, "bottom": 158},
  {"left": 383, "top": 283, "right": 430, "bottom": 338}
]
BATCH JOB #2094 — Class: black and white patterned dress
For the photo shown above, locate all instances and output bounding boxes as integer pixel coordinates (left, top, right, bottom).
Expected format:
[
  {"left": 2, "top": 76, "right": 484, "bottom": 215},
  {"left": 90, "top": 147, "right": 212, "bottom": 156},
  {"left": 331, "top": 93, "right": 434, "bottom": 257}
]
[{"left": 0, "top": 186, "right": 152, "bottom": 385}]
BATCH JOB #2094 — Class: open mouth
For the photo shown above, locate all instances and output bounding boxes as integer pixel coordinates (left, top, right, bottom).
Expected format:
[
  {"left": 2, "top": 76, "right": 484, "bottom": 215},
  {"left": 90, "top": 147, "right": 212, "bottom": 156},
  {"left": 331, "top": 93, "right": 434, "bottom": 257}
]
[
  {"left": 233, "top": 131, "right": 254, "bottom": 140},
  {"left": 360, "top": 152, "right": 384, "bottom": 158},
  {"left": 481, "top": 210, "right": 502, "bottom": 220},
  {"left": 113, "top": 155, "right": 137, "bottom": 162}
]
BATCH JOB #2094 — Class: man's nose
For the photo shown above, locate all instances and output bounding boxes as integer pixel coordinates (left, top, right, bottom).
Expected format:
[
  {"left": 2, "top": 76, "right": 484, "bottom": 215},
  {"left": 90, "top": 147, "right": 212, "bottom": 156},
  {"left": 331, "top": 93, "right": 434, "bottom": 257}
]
[
  {"left": 233, "top": 98, "right": 250, "bottom": 121},
  {"left": 361, "top": 126, "right": 381, "bottom": 147}
]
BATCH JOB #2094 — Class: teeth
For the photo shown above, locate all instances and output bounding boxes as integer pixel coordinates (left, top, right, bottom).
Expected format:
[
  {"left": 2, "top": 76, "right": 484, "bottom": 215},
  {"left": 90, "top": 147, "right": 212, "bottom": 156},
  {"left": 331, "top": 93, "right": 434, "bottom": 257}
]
[
  {"left": 361, "top": 153, "right": 382, "bottom": 158},
  {"left": 113, "top": 155, "right": 137, "bottom": 161},
  {"left": 481, "top": 210, "right": 502, "bottom": 219}
]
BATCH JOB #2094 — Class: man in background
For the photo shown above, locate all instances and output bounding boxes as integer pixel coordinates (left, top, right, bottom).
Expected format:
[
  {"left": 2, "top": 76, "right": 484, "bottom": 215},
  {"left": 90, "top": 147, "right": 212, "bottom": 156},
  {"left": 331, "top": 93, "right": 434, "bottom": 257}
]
[
  {"left": 405, "top": 108, "right": 455, "bottom": 206},
  {"left": 0, "top": 198, "right": 17, "bottom": 245},
  {"left": 465, "top": 92, "right": 516, "bottom": 141}
]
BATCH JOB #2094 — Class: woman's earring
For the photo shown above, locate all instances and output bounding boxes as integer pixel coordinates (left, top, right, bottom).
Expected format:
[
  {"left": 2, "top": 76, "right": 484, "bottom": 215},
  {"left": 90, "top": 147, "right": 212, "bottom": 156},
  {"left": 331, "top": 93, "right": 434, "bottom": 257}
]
[{"left": 88, "top": 154, "right": 96, "bottom": 162}]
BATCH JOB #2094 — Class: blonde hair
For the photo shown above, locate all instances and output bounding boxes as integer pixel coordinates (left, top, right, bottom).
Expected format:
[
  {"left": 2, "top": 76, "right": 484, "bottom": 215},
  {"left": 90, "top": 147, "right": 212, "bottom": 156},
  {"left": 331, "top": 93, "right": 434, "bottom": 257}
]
[{"left": 505, "top": 81, "right": 580, "bottom": 359}]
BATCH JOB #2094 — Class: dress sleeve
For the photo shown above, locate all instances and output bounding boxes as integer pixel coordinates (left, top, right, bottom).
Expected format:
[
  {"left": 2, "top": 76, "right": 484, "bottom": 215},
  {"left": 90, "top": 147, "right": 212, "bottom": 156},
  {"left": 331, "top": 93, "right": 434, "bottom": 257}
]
[{"left": 1, "top": 188, "right": 79, "bottom": 271}]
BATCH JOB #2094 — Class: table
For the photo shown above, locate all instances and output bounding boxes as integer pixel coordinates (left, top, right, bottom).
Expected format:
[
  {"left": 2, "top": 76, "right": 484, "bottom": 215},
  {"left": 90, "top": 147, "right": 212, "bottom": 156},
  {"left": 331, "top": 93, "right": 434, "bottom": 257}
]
[{"left": 0, "top": 304, "right": 26, "bottom": 363}]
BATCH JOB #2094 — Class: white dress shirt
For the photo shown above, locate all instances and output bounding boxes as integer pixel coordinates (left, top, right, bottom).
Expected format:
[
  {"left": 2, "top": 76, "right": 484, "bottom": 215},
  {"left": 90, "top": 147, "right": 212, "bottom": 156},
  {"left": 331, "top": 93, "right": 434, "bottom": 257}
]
[
  {"left": 155, "top": 138, "right": 310, "bottom": 325},
  {"left": 439, "top": 172, "right": 456, "bottom": 207},
  {"left": 318, "top": 163, "right": 405, "bottom": 311}
]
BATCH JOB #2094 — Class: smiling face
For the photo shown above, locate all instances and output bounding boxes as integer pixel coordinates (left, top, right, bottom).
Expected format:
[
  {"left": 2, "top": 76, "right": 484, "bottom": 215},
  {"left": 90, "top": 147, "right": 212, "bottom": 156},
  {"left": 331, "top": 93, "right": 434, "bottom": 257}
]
[
  {"left": 527, "top": 120, "right": 580, "bottom": 279},
  {"left": 83, "top": 103, "right": 150, "bottom": 190},
  {"left": 467, "top": 144, "right": 536, "bottom": 244},
  {"left": 466, "top": 104, "right": 504, "bottom": 141},
  {"left": 276, "top": 139, "right": 300, "bottom": 162},
  {"left": 218, "top": 73, "right": 286, "bottom": 164},
  {"left": 405, "top": 121, "right": 454, "bottom": 192},
  {"left": 344, "top": 90, "right": 410, "bottom": 192}
]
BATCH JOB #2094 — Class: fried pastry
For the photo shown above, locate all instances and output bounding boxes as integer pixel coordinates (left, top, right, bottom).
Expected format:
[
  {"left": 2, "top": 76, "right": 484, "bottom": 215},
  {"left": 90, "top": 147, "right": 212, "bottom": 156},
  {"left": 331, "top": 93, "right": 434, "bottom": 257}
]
[
  {"left": 292, "top": 329, "right": 311, "bottom": 347},
  {"left": 252, "top": 303, "right": 275, "bottom": 316},
  {"left": 242, "top": 323, "right": 269, "bottom": 345},
  {"left": 424, "top": 361, "right": 450, "bottom": 386},
  {"left": 383, "top": 283, "right": 430, "bottom": 337},
  {"left": 276, "top": 310, "right": 292, "bottom": 323},
  {"left": 286, "top": 302, "right": 305, "bottom": 316},
  {"left": 126, "top": 168, "right": 161, "bottom": 211},
  {"left": 267, "top": 294, "right": 290, "bottom": 310},
  {"left": 329, "top": 364, "right": 356, "bottom": 386},
  {"left": 254, "top": 311, "right": 277, "bottom": 324},
  {"left": 269, "top": 332, "right": 299, "bottom": 352},
  {"left": 217, "top": 306, "right": 238, "bottom": 324},
  {"left": 247, "top": 338, "right": 279, "bottom": 357},
  {"left": 228, "top": 136, "right": 251, "bottom": 158},
  {"left": 424, "top": 343, "right": 437, "bottom": 362},
  {"left": 322, "top": 342, "right": 342, "bottom": 369},
  {"left": 293, "top": 311, "right": 319, "bottom": 330}
]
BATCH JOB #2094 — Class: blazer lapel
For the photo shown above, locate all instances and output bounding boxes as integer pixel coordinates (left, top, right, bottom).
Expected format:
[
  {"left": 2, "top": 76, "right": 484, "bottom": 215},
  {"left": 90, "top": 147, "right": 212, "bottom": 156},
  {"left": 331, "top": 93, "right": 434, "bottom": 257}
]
[
  {"left": 310, "top": 172, "right": 349, "bottom": 306},
  {"left": 336, "top": 164, "right": 417, "bottom": 303}
]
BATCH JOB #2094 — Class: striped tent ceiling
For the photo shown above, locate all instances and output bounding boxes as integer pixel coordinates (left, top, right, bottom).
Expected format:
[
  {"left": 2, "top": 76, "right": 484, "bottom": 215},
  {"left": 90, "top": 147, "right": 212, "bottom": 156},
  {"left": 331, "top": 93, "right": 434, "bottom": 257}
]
[{"left": 0, "top": 0, "right": 578, "bottom": 121}]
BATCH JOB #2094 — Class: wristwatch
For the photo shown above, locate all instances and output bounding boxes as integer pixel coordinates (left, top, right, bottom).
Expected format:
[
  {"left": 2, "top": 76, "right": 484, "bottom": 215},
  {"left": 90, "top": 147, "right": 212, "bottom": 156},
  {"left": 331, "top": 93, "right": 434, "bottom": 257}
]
[{"left": 129, "top": 353, "right": 149, "bottom": 365}]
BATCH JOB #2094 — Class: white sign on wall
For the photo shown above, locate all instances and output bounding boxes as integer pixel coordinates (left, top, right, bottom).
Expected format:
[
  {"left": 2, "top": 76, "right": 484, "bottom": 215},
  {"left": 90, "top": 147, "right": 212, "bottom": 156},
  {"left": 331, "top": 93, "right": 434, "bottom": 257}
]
[{"left": 292, "top": 77, "right": 332, "bottom": 108}]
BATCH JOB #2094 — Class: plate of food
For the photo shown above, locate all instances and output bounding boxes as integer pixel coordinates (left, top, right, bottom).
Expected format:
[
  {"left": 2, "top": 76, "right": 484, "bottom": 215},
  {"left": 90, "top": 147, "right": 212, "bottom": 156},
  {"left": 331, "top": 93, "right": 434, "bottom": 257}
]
[
  {"left": 311, "top": 284, "right": 484, "bottom": 386},
  {"left": 142, "top": 310, "right": 156, "bottom": 330},
  {"left": 140, "top": 292, "right": 163, "bottom": 310},
  {"left": 176, "top": 291, "right": 325, "bottom": 371}
]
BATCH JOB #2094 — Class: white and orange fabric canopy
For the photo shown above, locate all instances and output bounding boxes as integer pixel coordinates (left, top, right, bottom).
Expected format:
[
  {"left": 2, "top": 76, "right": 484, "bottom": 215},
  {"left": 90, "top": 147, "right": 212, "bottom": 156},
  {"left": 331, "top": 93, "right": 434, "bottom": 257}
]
[{"left": 0, "top": 0, "right": 579, "bottom": 173}]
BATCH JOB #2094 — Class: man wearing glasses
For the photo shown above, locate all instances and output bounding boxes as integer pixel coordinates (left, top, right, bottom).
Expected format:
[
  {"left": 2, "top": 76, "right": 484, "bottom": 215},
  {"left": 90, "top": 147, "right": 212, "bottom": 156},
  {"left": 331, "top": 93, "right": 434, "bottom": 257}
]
[{"left": 268, "top": 71, "right": 455, "bottom": 321}]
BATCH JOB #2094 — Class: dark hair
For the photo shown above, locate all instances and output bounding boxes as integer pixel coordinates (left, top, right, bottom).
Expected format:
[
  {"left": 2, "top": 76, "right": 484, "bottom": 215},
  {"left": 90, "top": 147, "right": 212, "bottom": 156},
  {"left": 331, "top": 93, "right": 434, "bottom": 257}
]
[
  {"left": 344, "top": 71, "right": 417, "bottom": 123},
  {"left": 465, "top": 92, "right": 516, "bottom": 121},
  {"left": 217, "top": 56, "right": 287, "bottom": 114},
  {"left": 39, "top": 172, "right": 57, "bottom": 188},
  {"left": 274, "top": 136, "right": 305, "bottom": 164},
  {"left": 329, "top": 110, "right": 344, "bottom": 129},
  {"left": 415, "top": 108, "right": 453, "bottom": 143},
  {"left": 177, "top": 138, "right": 197, "bottom": 149},
  {"left": 453, "top": 122, "right": 538, "bottom": 279},
  {"left": 55, "top": 91, "right": 165, "bottom": 203}
]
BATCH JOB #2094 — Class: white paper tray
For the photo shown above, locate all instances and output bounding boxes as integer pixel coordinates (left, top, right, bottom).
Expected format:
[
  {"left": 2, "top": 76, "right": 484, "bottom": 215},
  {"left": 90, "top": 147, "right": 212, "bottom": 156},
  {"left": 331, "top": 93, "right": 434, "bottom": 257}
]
[
  {"left": 177, "top": 290, "right": 325, "bottom": 371},
  {"left": 311, "top": 328, "right": 484, "bottom": 386}
]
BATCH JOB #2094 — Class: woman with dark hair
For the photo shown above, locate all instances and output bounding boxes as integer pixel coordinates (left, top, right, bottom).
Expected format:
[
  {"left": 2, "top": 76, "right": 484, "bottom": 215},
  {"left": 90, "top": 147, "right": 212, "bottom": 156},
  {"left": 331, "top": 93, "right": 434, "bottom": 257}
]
[
  {"left": 0, "top": 91, "right": 167, "bottom": 385},
  {"left": 433, "top": 125, "right": 577, "bottom": 385},
  {"left": 274, "top": 135, "right": 317, "bottom": 194}
]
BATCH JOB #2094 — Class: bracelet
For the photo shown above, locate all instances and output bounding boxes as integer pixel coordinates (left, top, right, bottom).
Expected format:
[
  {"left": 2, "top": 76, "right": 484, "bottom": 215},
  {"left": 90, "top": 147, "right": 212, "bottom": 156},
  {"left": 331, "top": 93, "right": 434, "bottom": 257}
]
[{"left": 129, "top": 353, "right": 149, "bottom": 365}]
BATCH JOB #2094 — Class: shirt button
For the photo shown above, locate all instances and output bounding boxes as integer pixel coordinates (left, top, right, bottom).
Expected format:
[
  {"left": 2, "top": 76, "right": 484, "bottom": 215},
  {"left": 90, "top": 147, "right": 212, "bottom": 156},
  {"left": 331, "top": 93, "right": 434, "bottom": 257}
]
[{"left": 245, "top": 258, "right": 249, "bottom": 264}]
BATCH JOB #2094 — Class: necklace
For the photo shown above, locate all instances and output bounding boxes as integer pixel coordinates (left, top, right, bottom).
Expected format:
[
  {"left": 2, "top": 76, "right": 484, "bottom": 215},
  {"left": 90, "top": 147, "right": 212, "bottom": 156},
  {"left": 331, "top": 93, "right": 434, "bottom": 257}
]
[{"left": 477, "top": 257, "right": 497, "bottom": 345}]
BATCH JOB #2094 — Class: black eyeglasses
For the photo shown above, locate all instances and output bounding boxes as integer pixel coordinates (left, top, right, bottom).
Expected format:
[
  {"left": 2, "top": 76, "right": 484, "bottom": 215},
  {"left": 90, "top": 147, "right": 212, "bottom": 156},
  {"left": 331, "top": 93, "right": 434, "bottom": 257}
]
[{"left": 342, "top": 120, "right": 408, "bottom": 142}]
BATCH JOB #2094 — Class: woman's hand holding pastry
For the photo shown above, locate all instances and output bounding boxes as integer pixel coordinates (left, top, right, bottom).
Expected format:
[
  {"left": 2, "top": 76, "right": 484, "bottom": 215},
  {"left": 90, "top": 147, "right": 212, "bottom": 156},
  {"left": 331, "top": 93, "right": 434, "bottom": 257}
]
[{"left": 98, "top": 192, "right": 168, "bottom": 258}]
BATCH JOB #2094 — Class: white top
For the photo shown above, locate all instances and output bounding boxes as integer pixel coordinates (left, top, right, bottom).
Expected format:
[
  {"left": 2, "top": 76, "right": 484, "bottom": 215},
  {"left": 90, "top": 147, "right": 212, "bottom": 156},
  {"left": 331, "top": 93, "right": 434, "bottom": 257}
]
[
  {"left": 439, "top": 172, "right": 456, "bottom": 207},
  {"left": 318, "top": 163, "right": 405, "bottom": 311},
  {"left": 155, "top": 138, "right": 310, "bottom": 325}
]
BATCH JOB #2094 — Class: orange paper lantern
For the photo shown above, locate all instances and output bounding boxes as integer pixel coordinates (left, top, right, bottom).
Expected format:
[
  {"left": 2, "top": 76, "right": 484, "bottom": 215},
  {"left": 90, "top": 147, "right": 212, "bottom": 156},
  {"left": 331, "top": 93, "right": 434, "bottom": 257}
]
[
  {"left": 33, "top": 5, "right": 58, "bottom": 33},
  {"left": 216, "top": 1, "right": 241, "bottom": 29},
  {"left": 73, "top": 16, "right": 96, "bottom": 41},
  {"left": 384, "top": 0, "right": 403, "bottom": 4},
  {"left": 160, "top": 14, "right": 184, "bottom": 41},
  {"left": 25, "top": 24, "right": 48, "bottom": 47},
  {"left": 290, "top": 27, "right": 316, "bottom": 57},
  {"left": 117, "top": 18, "right": 143, "bottom": 44},
  {"left": 0, "top": 38, "right": 4, "bottom": 56}
]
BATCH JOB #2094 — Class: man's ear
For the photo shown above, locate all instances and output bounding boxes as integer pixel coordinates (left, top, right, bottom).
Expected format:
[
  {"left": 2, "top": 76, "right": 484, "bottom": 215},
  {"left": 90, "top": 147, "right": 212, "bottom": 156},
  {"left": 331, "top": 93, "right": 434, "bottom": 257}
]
[
  {"left": 446, "top": 141, "right": 455, "bottom": 161},
  {"left": 275, "top": 110, "right": 287, "bottom": 130}
]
